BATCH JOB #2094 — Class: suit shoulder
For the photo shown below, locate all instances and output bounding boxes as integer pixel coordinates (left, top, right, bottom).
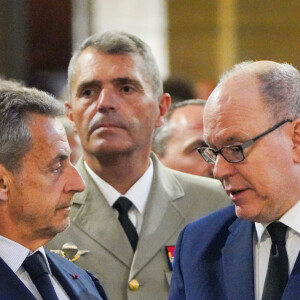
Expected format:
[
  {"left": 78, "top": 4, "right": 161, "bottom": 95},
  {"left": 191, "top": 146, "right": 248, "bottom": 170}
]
[
  {"left": 153, "top": 153, "right": 223, "bottom": 192},
  {"left": 186, "top": 205, "right": 237, "bottom": 236},
  {"left": 46, "top": 250, "right": 92, "bottom": 275},
  {"left": 177, "top": 205, "right": 237, "bottom": 253},
  {"left": 46, "top": 250, "right": 107, "bottom": 300},
  {"left": 47, "top": 250, "right": 78, "bottom": 267},
  {"left": 169, "top": 168, "right": 223, "bottom": 189},
  {"left": 169, "top": 169, "right": 229, "bottom": 202},
  {"left": 46, "top": 250, "right": 101, "bottom": 288}
]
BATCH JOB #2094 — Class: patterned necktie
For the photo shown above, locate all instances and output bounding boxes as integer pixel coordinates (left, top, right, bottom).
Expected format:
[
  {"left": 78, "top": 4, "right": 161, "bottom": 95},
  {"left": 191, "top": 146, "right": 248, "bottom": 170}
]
[
  {"left": 23, "top": 251, "right": 59, "bottom": 300},
  {"left": 113, "top": 196, "right": 139, "bottom": 251},
  {"left": 262, "top": 222, "right": 288, "bottom": 300}
]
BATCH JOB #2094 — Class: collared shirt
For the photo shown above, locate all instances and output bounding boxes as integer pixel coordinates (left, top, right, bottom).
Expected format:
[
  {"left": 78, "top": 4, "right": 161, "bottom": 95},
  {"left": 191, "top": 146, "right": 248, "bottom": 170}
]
[
  {"left": 254, "top": 200, "right": 300, "bottom": 300},
  {"left": 84, "top": 158, "right": 153, "bottom": 235},
  {"left": 0, "top": 235, "right": 69, "bottom": 300}
]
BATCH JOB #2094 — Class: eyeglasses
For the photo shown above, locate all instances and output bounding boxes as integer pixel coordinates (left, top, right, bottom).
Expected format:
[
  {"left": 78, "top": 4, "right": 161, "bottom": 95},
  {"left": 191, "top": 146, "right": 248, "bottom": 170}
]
[{"left": 197, "top": 119, "right": 293, "bottom": 164}]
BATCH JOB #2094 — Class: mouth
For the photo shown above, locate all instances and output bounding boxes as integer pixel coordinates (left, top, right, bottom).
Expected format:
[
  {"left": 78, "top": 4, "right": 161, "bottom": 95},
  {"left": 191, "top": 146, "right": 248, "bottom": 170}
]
[
  {"left": 89, "top": 113, "right": 127, "bottom": 134},
  {"left": 225, "top": 188, "right": 249, "bottom": 199},
  {"left": 89, "top": 122, "right": 124, "bottom": 136},
  {"left": 56, "top": 202, "right": 72, "bottom": 211},
  {"left": 94, "top": 123, "right": 121, "bottom": 129}
]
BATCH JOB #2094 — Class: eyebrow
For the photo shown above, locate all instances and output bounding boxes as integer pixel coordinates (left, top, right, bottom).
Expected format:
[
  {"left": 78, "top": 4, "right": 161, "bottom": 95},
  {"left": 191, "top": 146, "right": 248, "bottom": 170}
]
[
  {"left": 207, "top": 134, "right": 247, "bottom": 149},
  {"left": 76, "top": 77, "right": 144, "bottom": 95},
  {"left": 112, "top": 77, "right": 144, "bottom": 91},
  {"left": 76, "top": 80, "right": 102, "bottom": 95},
  {"left": 49, "top": 153, "right": 69, "bottom": 166},
  {"left": 185, "top": 139, "right": 207, "bottom": 150}
]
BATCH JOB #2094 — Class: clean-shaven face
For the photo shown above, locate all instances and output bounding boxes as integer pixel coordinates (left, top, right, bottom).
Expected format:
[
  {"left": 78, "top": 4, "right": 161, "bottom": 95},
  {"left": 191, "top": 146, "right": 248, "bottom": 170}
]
[{"left": 204, "top": 74, "right": 298, "bottom": 223}]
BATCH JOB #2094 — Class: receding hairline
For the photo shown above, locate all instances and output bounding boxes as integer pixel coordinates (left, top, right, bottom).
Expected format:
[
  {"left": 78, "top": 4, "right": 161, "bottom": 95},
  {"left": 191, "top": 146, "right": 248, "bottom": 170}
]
[
  {"left": 68, "top": 31, "right": 163, "bottom": 100},
  {"left": 207, "top": 60, "right": 300, "bottom": 125},
  {"left": 68, "top": 47, "right": 146, "bottom": 95},
  {"left": 218, "top": 60, "right": 281, "bottom": 84}
]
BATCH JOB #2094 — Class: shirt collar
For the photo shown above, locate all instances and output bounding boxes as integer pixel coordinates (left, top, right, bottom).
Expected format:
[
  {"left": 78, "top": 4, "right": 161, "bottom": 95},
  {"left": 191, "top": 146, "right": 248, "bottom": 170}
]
[
  {"left": 255, "top": 200, "right": 300, "bottom": 243},
  {"left": 0, "top": 236, "right": 51, "bottom": 274},
  {"left": 84, "top": 158, "right": 154, "bottom": 216}
]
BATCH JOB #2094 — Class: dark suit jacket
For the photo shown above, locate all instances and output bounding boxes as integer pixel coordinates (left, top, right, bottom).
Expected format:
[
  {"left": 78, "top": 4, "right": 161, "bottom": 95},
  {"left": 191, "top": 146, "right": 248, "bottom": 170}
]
[
  {"left": 169, "top": 205, "right": 300, "bottom": 300},
  {"left": 0, "top": 250, "right": 107, "bottom": 300}
]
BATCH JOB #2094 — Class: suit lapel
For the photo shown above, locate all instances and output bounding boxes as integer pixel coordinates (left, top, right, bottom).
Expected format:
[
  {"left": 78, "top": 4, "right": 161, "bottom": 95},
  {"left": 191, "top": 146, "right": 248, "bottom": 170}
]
[
  {"left": 47, "top": 254, "right": 80, "bottom": 300},
  {"left": 283, "top": 250, "right": 300, "bottom": 300},
  {"left": 72, "top": 159, "right": 133, "bottom": 267},
  {"left": 47, "top": 251, "right": 107, "bottom": 300},
  {"left": 222, "top": 219, "right": 255, "bottom": 300},
  {"left": 129, "top": 154, "right": 184, "bottom": 278},
  {"left": 0, "top": 258, "right": 36, "bottom": 300}
]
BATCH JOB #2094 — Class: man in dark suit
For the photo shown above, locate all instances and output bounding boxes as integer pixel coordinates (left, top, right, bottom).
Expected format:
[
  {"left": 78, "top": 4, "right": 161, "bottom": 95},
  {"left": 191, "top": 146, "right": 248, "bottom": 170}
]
[
  {"left": 0, "top": 86, "right": 107, "bottom": 300},
  {"left": 169, "top": 61, "right": 300, "bottom": 300},
  {"left": 46, "top": 31, "right": 229, "bottom": 300}
]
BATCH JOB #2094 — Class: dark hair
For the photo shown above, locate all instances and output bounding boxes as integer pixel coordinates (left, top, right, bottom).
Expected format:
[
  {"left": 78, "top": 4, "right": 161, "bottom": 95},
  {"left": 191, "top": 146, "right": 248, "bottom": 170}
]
[
  {"left": 0, "top": 87, "right": 65, "bottom": 172},
  {"left": 163, "top": 76, "right": 197, "bottom": 103},
  {"left": 68, "top": 31, "right": 163, "bottom": 99}
]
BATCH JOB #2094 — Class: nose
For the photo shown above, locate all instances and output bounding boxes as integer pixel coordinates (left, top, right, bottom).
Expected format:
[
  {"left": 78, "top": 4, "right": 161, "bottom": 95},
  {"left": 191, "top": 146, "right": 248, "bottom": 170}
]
[
  {"left": 96, "top": 88, "right": 117, "bottom": 112},
  {"left": 205, "top": 164, "right": 215, "bottom": 179},
  {"left": 65, "top": 165, "right": 86, "bottom": 193},
  {"left": 213, "top": 154, "right": 236, "bottom": 181}
]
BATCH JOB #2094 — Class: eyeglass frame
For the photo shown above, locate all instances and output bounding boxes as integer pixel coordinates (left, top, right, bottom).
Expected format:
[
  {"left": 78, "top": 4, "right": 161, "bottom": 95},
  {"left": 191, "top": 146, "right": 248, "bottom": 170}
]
[{"left": 197, "top": 119, "right": 293, "bottom": 164}]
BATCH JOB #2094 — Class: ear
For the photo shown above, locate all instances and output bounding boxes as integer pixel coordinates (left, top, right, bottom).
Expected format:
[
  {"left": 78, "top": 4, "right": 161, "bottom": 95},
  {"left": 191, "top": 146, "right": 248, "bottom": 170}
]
[
  {"left": 291, "top": 118, "right": 300, "bottom": 163},
  {"left": 155, "top": 93, "right": 171, "bottom": 128},
  {"left": 65, "top": 101, "right": 78, "bottom": 133},
  {"left": 0, "top": 165, "right": 9, "bottom": 202}
]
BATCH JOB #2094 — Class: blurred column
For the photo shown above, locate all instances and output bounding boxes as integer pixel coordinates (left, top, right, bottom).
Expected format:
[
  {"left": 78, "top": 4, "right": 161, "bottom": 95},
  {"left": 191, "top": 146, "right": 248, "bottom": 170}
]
[
  {"left": 88, "top": 0, "right": 169, "bottom": 79},
  {"left": 71, "top": 0, "right": 91, "bottom": 51},
  {"left": 0, "top": 0, "right": 28, "bottom": 81},
  {"left": 216, "top": 0, "right": 238, "bottom": 76}
]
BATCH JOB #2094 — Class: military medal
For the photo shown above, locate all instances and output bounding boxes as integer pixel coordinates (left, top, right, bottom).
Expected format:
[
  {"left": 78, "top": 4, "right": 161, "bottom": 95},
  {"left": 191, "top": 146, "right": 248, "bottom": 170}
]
[{"left": 165, "top": 245, "right": 175, "bottom": 270}]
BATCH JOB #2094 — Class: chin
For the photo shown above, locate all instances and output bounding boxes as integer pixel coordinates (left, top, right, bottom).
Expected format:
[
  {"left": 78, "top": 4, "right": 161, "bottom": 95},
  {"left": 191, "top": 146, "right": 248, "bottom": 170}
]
[
  {"left": 52, "top": 217, "right": 70, "bottom": 235},
  {"left": 59, "top": 218, "right": 70, "bottom": 232},
  {"left": 235, "top": 206, "right": 268, "bottom": 223},
  {"left": 235, "top": 205, "right": 255, "bottom": 221},
  {"left": 35, "top": 217, "right": 70, "bottom": 241}
]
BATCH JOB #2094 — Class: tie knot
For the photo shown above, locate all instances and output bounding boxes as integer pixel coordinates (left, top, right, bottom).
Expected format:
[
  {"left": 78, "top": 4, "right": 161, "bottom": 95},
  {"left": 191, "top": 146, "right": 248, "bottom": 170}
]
[
  {"left": 23, "top": 252, "right": 49, "bottom": 279},
  {"left": 267, "top": 222, "right": 287, "bottom": 244},
  {"left": 113, "top": 197, "right": 133, "bottom": 214}
]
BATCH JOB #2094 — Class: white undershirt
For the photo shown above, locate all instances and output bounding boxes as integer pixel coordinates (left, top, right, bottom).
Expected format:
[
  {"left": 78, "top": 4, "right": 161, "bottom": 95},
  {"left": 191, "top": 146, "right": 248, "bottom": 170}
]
[
  {"left": 0, "top": 235, "right": 69, "bottom": 299},
  {"left": 84, "top": 158, "right": 153, "bottom": 234},
  {"left": 254, "top": 200, "right": 300, "bottom": 300}
]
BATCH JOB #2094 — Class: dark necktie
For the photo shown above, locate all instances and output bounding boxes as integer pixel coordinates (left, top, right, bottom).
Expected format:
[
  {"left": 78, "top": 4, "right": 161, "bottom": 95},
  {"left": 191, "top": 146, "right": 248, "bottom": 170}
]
[
  {"left": 23, "top": 251, "right": 59, "bottom": 300},
  {"left": 262, "top": 222, "right": 288, "bottom": 300},
  {"left": 113, "top": 196, "right": 139, "bottom": 251}
]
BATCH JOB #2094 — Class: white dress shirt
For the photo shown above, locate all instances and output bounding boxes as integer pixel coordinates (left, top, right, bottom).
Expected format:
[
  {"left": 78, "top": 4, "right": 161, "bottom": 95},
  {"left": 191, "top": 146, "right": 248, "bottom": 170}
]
[
  {"left": 254, "top": 200, "right": 300, "bottom": 300},
  {"left": 84, "top": 158, "right": 153, "bottom": 234},
  {"left": 0, "top": 235, "right": 69, "bottom": 300}
]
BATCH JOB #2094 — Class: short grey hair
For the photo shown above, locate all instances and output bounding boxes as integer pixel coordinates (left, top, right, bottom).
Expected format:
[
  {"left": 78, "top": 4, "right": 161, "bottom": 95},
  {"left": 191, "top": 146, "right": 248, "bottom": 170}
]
[
  {"left": 0, "top": 77, "right": 24, "bottom": 90},
  {"left": 153, "top": 99, "right": 206, "bottom": 157},
  {"left": 219, "top": 61, "right": 300, "bottom": 121},
  {"left": 68, "top": 31, "right": 163, "bottom": 99},
  {"left": 0, "top": 87, "right": 65, "bottom": 172}
]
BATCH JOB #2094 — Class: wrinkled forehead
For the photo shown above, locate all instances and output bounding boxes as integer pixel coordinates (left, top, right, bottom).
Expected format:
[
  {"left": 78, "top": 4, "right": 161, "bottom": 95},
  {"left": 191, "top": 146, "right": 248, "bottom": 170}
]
[
  {"left": 71, "top": 48, "right": 155, "bottom": 97},
  {"left": 203, "top": 74, "right": 267, "bottom": 146},
  {"left": 28, "top": 115, "right": 69, "bottom": 150},
  {"left": 171, "top": 105, "right": 205, "bottom": 127}
]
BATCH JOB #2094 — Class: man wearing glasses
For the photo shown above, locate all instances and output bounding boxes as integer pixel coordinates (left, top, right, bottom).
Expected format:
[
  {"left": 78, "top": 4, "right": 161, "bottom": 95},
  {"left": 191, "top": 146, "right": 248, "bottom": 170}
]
[{"left": 169, "top": 61, "right": 300, "bottom": 300}]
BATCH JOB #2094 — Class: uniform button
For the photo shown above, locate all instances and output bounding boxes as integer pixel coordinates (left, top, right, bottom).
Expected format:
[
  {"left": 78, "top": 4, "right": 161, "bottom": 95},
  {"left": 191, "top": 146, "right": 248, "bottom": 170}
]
[{"left": 128, "top": 279, "right": 139, "bottom": 291}]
